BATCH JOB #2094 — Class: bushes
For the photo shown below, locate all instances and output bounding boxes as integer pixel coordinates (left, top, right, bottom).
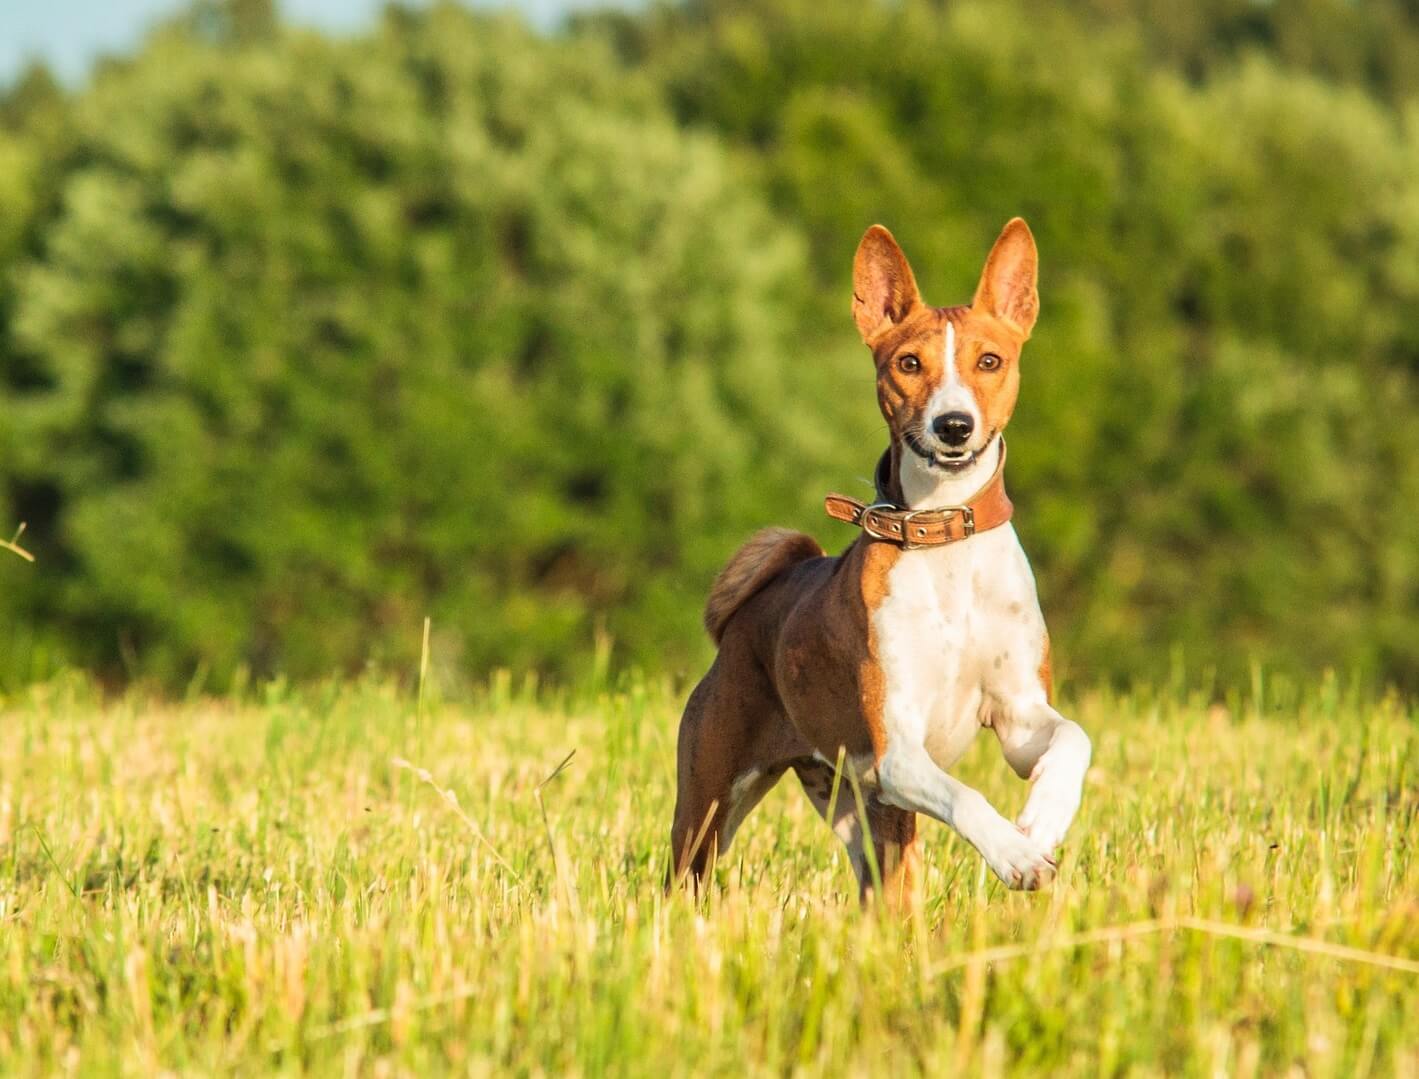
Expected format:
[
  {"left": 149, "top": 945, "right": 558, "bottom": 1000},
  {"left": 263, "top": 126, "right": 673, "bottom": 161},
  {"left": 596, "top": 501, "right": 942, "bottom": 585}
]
[
  {"left": 620, "top": 0, "right": 1419, "bottom": 686},
  {"left": 2, "top": 0, "right": 1418, "bottom": 688},
  {"left": 0, "top": 7, "right": 815, "bottom": 684}
]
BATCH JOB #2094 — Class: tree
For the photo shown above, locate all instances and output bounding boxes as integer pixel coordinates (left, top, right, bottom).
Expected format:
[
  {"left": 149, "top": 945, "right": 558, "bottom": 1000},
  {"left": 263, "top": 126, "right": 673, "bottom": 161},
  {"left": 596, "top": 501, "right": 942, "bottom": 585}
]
[
  {"left": 1, "top": 4, "right": 812, "bottom": 684},
  {"left": 615, "top": 0, "right": 1419, "bottom": 685}
]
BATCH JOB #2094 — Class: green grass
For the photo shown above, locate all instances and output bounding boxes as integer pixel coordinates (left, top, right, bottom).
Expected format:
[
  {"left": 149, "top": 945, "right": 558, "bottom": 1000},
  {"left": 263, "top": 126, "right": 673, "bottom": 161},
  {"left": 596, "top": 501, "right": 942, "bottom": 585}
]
[{"left": 1, "top": 671, "right": 1417, "bottom": 1075}]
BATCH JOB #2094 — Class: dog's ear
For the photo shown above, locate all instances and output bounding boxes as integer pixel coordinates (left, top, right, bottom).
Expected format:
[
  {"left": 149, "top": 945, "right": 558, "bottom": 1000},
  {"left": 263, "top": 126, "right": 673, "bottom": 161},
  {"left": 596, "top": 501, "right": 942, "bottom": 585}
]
[
  {"left": 852, "top": 225, "right": 921, "bottom": 343},
  {"left": 972, "top": 218, "right": 1038, "bottom": 337}
]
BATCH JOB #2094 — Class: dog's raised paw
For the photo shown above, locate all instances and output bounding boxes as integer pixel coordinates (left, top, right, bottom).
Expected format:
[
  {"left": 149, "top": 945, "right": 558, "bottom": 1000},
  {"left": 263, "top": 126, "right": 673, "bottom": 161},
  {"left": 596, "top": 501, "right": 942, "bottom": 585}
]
[
  {"left": 1016, "top": 773, "right": 1082, "bottom": 853},
  {"left": 982, "top": 822, "right": 1057, "bottom": 890},
  {"left": 1016, "top": 807, "right": 1066, "bottom": 854}
]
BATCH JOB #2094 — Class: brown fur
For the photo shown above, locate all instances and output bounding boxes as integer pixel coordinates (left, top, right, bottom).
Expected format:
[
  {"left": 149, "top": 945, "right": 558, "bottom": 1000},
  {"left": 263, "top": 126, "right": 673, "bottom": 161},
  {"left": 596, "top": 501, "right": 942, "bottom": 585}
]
[
  {"left": 668, "top": 220, "right": 1042, "bottom": 908},
  {"left": 670, "top": 536, "right": 915, "bottom": 900},
  {"left": 703, "top": 528, "right": 824, "bottom": 644}
]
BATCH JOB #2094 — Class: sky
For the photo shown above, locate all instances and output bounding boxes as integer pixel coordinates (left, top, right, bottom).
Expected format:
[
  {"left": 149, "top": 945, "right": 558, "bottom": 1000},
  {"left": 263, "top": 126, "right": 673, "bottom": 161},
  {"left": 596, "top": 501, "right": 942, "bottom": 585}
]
[{"left": 0, "top": 0, "right": 620, "bottom": 86}]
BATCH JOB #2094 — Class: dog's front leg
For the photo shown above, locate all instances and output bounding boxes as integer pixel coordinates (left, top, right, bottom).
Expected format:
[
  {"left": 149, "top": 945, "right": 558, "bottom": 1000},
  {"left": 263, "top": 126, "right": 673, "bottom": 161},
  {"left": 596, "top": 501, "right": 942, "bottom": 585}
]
[
  {"left": 877, "top": 742, "right": 1057, "bottom": 890},
  {"left": 993, "top": 701, "right": 1091, "bottom": 854}
]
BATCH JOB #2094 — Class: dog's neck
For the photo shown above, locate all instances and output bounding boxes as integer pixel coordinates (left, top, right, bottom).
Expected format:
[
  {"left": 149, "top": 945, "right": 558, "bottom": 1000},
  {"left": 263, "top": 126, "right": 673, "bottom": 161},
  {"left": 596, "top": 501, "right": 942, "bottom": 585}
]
[{"left": 882, "top": 436, "right": 1003, "bottom": 510}]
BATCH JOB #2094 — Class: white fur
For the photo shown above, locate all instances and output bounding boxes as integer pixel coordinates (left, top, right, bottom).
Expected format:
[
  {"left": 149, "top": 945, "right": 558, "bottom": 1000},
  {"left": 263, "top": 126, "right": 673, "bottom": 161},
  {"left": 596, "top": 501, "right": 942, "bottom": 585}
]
[
  {"left": 796, "top": 766, "right": 874, "bottom": 887},
  {"left": 721, "top": 768, "right": 774, "bottom": 851},
  {"left": 873, "top": 444, "right": 1092, "bottom": 889},
  {"left": 925, "top": 321, "right": 980, "bottom": 433}
]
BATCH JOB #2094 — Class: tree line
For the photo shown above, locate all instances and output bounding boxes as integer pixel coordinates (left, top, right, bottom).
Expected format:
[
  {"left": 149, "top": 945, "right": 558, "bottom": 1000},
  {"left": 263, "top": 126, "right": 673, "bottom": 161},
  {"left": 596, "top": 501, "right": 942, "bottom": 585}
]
[{"left": 2, "top": 0, "right": 1417, "bottom": 690}]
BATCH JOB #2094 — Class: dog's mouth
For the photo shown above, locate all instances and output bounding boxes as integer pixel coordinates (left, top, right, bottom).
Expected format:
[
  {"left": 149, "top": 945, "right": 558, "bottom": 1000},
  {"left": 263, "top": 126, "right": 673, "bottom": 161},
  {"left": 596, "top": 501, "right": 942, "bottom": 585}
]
[{"left": 904, "top": 430, "right": 993, "bottom": 474}]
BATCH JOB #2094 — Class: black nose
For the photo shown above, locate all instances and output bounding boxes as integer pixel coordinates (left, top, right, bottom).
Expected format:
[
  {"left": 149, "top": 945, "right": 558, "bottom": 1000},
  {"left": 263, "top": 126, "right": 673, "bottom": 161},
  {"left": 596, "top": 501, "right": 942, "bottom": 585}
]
[{"left": 932, "top": 411, "right": 975, "bottom": 447}]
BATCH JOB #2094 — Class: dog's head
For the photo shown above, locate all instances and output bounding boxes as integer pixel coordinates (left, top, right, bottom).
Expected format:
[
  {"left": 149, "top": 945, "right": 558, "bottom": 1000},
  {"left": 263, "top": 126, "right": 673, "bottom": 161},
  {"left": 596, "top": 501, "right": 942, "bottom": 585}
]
[{"left": 852, "top": 219, "right": 1037, "bottom": 475}]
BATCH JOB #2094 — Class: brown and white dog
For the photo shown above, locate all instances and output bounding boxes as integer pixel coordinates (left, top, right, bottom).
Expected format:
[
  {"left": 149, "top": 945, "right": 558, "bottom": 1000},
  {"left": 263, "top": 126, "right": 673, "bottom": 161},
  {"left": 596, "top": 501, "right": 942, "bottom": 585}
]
[{"left": 668, "top": 219, "right": 1091, "bottom": 905}]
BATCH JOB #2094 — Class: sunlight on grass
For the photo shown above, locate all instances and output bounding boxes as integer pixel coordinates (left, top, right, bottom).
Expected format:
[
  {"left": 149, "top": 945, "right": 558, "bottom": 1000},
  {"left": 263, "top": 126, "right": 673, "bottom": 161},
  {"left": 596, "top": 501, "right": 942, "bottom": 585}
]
[{"left": 0, "top": 673, "right": 1415, "bottom": 1074}]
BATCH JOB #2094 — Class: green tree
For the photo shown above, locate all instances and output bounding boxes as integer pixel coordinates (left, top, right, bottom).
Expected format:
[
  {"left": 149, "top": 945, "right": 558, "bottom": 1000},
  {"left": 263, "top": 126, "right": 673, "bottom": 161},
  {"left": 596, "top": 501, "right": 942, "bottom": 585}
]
[
  {"left": 606, "top": 0, "right": 1419, "bottom": 685},
  {"left": 4, "top": 0, "right": 1419, "bottom": 690},
  {"left": 1, "top": 4, "right": 813, "bottom": 684},
  {"left": 1018, "top": 0, "right": 1419, "bottom": 106}
]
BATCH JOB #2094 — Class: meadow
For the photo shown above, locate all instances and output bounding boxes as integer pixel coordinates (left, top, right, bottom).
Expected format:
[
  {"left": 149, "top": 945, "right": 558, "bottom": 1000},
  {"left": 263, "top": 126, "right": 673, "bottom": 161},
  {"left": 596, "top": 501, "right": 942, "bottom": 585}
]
[
  {"left": 0, "top": 669, "right": 1416, "bottom": 1075},
  {"left": 4, "top": 4, "right": 1419, "bottom": 1075}
]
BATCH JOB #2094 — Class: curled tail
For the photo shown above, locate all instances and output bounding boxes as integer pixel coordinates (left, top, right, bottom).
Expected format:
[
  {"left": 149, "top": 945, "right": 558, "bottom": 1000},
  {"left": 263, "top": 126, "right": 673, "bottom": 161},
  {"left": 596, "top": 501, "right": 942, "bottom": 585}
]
[{"left": 704, "top": 528, "right": 824, "bottom": 645}]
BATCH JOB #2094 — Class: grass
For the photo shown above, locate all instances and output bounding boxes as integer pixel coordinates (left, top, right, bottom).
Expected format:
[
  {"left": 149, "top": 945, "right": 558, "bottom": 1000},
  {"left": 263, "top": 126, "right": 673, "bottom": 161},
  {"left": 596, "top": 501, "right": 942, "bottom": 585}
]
[
  {"left": 0, "top": 523, "right": 34, "bottom": 563},
  {"left": 0, "top": 670, "right": 1417, "bottom": 1075}
]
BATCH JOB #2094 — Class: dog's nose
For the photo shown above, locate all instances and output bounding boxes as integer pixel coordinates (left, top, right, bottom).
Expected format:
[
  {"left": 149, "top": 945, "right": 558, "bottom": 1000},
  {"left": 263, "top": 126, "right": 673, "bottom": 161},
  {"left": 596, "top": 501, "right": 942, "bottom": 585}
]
[{"left": 932, "top": 412, "right": 975, "bottom": 447}]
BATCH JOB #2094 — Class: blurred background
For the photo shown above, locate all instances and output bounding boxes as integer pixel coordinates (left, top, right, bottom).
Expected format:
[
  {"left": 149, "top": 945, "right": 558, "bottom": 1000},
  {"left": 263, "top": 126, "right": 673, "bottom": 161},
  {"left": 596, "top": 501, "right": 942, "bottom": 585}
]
[{"left": 1, "top": 0, "right": 1416, "bottom": 693}]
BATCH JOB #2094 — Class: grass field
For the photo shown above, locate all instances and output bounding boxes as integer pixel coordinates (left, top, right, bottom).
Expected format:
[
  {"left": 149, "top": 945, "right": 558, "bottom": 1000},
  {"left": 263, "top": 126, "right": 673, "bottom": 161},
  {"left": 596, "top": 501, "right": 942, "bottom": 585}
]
[{"left": 1, "top": 670, "right": 1417, "bottom": 1075}]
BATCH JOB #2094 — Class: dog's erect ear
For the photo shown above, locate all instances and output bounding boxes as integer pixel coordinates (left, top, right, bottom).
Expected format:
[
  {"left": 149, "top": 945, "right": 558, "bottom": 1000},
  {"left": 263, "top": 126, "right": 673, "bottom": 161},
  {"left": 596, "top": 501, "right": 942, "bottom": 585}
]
[
  {"left": 852, "top": 225, "right": 921, "bottom": 343},
  {"left": 972, "top": 218, "right": 1038, "bottom": 337}
]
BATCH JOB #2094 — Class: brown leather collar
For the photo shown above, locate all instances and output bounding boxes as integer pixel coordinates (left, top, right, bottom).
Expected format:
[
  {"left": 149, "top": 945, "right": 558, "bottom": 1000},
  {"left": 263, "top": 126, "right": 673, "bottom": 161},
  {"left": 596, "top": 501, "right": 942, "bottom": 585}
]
[{"left": 824, "top": 438, "right": 1013, "bottom": 549}]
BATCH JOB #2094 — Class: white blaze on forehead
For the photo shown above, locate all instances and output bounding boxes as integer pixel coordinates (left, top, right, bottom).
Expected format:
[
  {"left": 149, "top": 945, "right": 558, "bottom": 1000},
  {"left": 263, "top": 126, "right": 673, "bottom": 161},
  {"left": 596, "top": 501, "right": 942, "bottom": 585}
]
[{"left": 929, "top": 319, "right": 979, "bottom": 420}]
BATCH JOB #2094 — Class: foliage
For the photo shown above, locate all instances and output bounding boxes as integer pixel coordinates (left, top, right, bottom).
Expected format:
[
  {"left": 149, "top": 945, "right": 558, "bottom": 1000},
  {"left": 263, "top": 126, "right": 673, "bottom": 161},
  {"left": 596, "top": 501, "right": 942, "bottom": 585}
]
[
  {"left": 0, "top": 5, "right": 813, "bottom": 685},
  {"left": 2, "top": 0, "right": 1418, "bottom": 687},
  {"left": 1018, "top": 0, "right": 1419, "bottom": 107},
  {"left": 610, "top": 0, "right": 1419, "bottom": 686},
  {"left": 0, "top": 676, "right": 1416, "bottom": 1072}
]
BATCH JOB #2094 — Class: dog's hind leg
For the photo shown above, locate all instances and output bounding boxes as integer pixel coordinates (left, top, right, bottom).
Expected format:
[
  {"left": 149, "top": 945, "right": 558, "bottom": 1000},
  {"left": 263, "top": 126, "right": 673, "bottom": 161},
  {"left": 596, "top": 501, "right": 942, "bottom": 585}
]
[
  {"left": 667, "top": 649, "right": 796, "bottom": 894},
  {"left": 792, "top": 760, "right": 920, "bottom": 910}
]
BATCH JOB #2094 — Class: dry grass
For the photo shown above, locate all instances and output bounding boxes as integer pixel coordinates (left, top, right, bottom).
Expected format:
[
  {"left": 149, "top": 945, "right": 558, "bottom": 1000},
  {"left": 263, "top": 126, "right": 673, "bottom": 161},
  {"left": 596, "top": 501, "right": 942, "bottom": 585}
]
[
  {"left": 0, "top": 672, "right": 1416, "bottom": 1075},
  {"left": 0, "top": 523, "right": 34, "bottom": 563}
]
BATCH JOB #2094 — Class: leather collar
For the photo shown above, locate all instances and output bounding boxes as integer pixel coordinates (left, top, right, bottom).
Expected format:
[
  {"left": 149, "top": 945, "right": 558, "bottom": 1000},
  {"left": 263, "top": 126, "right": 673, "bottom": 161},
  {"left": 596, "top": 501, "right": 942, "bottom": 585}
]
[{"left": 824, "top": 438, "right": 1013, "bottom": 549}]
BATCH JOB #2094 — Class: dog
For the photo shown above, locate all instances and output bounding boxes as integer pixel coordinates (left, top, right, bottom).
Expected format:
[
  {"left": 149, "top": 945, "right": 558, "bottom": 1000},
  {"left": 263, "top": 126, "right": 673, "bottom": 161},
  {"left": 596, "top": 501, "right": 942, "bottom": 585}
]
[{"left": 668, "top": 219, "right": 1092, "bottom": 905}]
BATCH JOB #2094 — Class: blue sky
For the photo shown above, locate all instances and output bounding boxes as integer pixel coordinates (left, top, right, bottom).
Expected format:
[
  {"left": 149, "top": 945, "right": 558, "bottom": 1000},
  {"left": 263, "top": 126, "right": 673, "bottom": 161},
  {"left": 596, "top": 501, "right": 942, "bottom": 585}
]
[{"left": 0, "top": 1, "right": 620, "bottom": 85}]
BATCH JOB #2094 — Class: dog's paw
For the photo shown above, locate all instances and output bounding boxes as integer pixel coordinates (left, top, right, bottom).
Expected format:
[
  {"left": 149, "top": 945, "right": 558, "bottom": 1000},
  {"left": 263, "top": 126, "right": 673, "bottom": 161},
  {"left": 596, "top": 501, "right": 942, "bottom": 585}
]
[
  {"left": 1015, "top": 812, "right": 1064, "bottom": 856},
  {"left": 1016, "top": 774, "right": 1082, "bottom": 854},
  {"left": 978, "top": 819, "right": 1057, "bottom": 891}
]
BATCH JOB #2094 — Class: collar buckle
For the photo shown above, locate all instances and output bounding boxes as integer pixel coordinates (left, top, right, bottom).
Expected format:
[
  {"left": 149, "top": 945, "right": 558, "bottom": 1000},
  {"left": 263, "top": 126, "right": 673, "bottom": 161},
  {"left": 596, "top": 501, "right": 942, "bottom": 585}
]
[
  {"left": 953, "top": 505, "right": 976, "bottom": 539},
  {"left": 858, "top": 502, "right": 903, "bottom": 544},
  {"left": 897, "top": 507, "right": 933, "bottom": 550},
  {"left": 859, "top": 504, "right": 947, "bottom": 549},
  {"left": 900, "top": 505, "right": 973, "bottom": 548}
]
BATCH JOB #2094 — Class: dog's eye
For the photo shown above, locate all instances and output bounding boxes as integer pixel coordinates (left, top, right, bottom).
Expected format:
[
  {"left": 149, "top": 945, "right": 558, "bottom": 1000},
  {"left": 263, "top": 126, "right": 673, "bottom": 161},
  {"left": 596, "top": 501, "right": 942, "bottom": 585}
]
[
  {"left": 977, "top": 353, "right": 1003, "bottom": 372},
  {"left": 897, "top": 354, "right": 921, "bottom": 374}
]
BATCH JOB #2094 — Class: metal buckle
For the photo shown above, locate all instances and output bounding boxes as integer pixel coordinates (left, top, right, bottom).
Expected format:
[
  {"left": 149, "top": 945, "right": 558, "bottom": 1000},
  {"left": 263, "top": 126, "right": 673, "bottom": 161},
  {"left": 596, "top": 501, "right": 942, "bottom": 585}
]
[
  {"left": 904, "top": 505, "right": 975, "bottom": 547},
  {"left": 897, "top": 507, "right": 932, "bottom": 550},
  {"left": 858, "top": 502, "right": 902, "bottom": 544},
  {"left": 953, "top": 505, "right": 976, "bottom": 538},
  {"left": 860, "top": 502, "right": 975, "bottom": 548}
]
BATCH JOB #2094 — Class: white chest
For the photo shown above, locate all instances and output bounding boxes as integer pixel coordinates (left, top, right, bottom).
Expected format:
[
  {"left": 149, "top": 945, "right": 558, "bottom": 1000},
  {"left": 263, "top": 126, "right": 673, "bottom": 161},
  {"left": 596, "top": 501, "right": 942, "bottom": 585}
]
[{"left": 870, "top": 524, "right": 1048, "bottom": 771}]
